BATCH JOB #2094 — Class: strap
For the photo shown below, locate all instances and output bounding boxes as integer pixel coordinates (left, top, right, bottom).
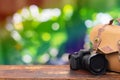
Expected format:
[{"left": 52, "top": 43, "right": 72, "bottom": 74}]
[
  {"left": 92, "top": 19, "right": 115, "bottom": 54},
  {"left": 117, "top": 40, "right": 120, "bottom": 61},
  {"left": 92, "top": 18, "right": 120, "bottom": 61},
  {"left": 92, "top": 24, "right": 107, "bottom": 54},
  {"left": 108, "top": 19, "right": 114, "bottom": 25},
  {"left": 108, "top": 18, "right": 120, "bottom": 25},
  {"left": 109, "top": 19, "right": 120, "bottom": 61},
  {"left": 92, "top": 37, "right": 101, "bottom": 54}
]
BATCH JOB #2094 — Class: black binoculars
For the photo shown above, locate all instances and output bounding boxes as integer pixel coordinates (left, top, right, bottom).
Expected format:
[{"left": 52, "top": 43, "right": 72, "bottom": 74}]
[{"left": 68, "top": 49, "right": 108, "bottom": 75}]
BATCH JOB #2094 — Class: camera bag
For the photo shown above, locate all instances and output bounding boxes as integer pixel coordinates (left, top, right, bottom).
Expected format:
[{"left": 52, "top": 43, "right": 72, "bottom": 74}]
[{"left": 90, "top": 19, "right": 120, "bottom": 72}]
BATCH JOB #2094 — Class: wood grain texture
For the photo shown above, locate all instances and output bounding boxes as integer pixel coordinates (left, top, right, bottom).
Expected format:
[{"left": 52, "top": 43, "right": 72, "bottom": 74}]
[{"left": 0, "top": 65, "right": 119, "bottom": 80}]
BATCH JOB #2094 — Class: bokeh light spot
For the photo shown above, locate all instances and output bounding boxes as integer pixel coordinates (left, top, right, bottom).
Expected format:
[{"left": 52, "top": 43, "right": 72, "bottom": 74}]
[
  {"left": 51, "top": 33, "right": 67, "bottom": 47},
  {"left": 14, "top": 23, "right": 23, "bottom": 31},
  {"left": 63, "top": 4, "right": 73, "bottom": 20},
  {"left": 29, "top": 5, "right": 40, "bottom": 18},
  {"left": 25, "top": 30, "right": 34, "bottom": 38},
  {"left": 85, "top": 20, "right": 93, "bottom": 28},
  {"left": 11, "top": 31, "right": 22, "bottom": 42},
  {"left": 49, "top": 48, "right": 58, "bottom": 57},
  {"left": 13, "top": 13, "right": 22, "bottom": 23},
  {"left": 79, "top": 8, "right": 87, "bottom": 18},
  {"left": 22, "top": 54, "right": 32, "bottom": 63},
  {"left": 21, "top": 8, "right": 31, "bottom": 20},
  {"left": 52, "top": 23, "right": 60, "bottom": 31},
  {"left": 38, "top": 53, "right": 50, "bottom": 64},
  {"left": 42, "top": 32, "right": 51, "bottom": 41}
]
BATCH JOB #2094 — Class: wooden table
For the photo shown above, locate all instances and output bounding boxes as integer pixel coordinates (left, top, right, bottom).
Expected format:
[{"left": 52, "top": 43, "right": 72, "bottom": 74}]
[{"left": 0, "top": 65, "right": 119, "bottom": 80}]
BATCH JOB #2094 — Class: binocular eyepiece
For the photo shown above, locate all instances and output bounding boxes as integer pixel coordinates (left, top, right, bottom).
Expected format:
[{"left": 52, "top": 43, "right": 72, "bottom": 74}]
[{"left": 69, "top": 49, "right": 108, "bottom": 75}]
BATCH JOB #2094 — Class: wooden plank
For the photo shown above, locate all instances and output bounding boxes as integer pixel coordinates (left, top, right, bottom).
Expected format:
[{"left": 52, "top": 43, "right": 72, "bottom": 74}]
[{"left": 0, "top": 65, "right": 119, "bottom": 80}]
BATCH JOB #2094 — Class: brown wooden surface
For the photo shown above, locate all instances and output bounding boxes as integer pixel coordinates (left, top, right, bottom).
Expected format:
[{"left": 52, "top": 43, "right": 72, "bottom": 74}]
[{"left": 0, "top": 65, "right": 119, "bottom": 80}]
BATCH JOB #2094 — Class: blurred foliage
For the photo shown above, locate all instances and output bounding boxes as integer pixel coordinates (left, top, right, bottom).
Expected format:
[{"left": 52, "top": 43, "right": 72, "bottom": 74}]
[{"left": 0, "top": 0, "right": 120, "bottom": 64}]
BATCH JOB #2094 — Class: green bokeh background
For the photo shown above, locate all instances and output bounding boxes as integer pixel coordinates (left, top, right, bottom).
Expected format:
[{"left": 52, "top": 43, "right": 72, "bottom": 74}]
[{"left": 0, "top": 0, "right": 120, "bottom": 65}]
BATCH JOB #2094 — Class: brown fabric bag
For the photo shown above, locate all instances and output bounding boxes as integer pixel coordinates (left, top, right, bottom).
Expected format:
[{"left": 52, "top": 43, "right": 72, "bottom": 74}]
[{"left": 90, "top": 19, "right": 120, "bottom": 72}]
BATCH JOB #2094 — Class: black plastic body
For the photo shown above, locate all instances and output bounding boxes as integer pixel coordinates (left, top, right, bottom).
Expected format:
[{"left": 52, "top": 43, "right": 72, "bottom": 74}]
[{"left": 69, "top": 49, "right": 108, "bottom": 75}]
